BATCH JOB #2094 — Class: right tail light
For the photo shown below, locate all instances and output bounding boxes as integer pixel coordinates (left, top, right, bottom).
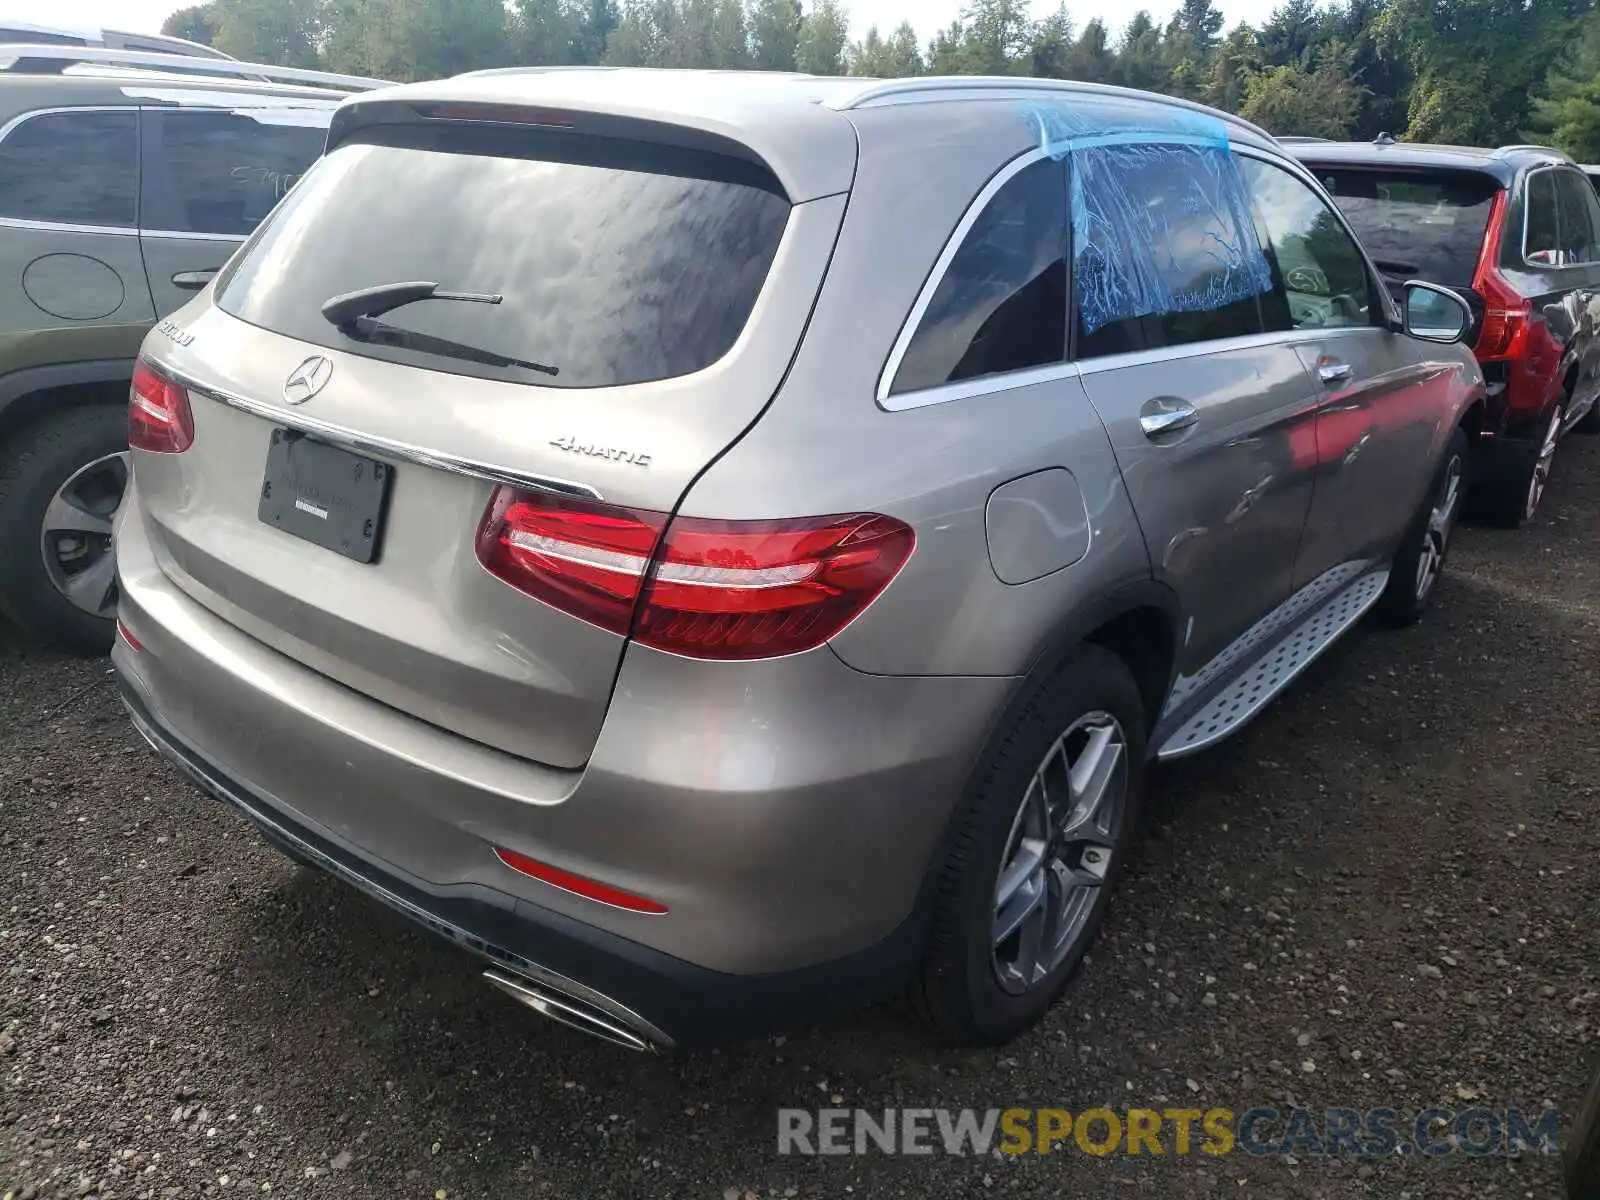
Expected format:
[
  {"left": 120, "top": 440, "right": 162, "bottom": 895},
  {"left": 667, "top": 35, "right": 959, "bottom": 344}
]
[
  {"left": 128, "top": 359, "right": 195, "bottom": 454},
  {"left": 476, "top": 487, "right": 914, "bottom": 661},
  {"left": 1470, "top": 190, "right": 1532, "bottom": 363}
]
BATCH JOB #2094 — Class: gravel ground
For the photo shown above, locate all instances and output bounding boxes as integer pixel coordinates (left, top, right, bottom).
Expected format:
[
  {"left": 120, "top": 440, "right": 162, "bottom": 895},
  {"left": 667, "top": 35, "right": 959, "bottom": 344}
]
[{"left": 3, "top": 439, "right": 1598, "bottom": 1200}]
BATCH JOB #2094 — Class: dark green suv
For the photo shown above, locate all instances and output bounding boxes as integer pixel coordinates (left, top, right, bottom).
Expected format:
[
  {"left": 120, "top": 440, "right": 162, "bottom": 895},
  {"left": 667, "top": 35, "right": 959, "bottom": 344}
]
[{"left": 0, "top": 44, "right": 384, "bottom": 652}]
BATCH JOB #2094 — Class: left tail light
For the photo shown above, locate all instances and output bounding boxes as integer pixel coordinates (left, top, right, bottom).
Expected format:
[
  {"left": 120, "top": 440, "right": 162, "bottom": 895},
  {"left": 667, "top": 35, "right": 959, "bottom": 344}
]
[
  {"left": 128, "top": 359, "right": 194, "bottom": 454},
  {"left": 475, "top": 488, "right": 915, "bottom": 660}
]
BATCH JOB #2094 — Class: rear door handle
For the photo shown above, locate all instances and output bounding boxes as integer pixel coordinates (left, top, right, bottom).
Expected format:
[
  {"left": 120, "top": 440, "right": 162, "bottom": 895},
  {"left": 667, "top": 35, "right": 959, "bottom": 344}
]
[
  {"left": 1318, "top": 361, "right": 1354, "bottom": 385},
  {"left": 1139, "top": 398, "right": 1198, "bottom": 438},
  {"left": 171, "top": 270, "right": 218, "bottom": 291}
]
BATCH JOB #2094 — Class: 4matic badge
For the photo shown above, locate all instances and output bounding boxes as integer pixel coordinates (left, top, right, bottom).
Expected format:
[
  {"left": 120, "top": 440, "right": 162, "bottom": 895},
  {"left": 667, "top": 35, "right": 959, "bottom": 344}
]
[{"left": 549, "top": 435, "right": 652, "bottom": 467}]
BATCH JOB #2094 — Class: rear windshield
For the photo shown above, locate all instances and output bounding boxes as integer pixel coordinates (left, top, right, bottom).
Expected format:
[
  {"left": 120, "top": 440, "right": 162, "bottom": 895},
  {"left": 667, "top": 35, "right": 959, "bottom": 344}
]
[
  {"left": 216, "top": 123, "right": 791, "bottom": 389},
  {"left": 1306, "top": 167, "right": 1499, "bottom": 288}
]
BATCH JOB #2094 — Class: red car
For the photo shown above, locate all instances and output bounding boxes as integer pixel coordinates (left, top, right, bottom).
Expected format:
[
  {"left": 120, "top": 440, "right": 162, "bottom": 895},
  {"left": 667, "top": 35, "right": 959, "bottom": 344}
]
[{"left": 1292, "top": 139, "right": 1600, "bottom": 526}]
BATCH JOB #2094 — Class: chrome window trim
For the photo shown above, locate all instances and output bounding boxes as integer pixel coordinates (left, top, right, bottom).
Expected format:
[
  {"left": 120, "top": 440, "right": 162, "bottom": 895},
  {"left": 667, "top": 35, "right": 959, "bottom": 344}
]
[
  {"left": 876, "top": 141, "right": 1404, "bottom": 414},
  {"left": 1077, "top": 324, "right": 1380, "bottom": 377},
  {"left": 0, "top": 104, "right": 140, "bottom": 229},
  {"left": 140, "top": 229, "right": 249, "bottom": 243},
  {"left": 1522, "top": 164, "right": 1600, "bottom": 269},
  {"left": 161, "top": 364, "right": 605, "bottom": 501},
  {"left": 882, "top": 359, "right": 1083, "bottom": 411},
  {"left": 0, "top": 102, "right": 138, "bottom": 142},
  {"left": 875, "top": 326, "right": 1388, "bottom": 411},
  {"left": 875, "top": 146, "right": 1055, "bottom": 408},
  {"left": 0, "top": 214, "right": 136, "bottom": 237}
]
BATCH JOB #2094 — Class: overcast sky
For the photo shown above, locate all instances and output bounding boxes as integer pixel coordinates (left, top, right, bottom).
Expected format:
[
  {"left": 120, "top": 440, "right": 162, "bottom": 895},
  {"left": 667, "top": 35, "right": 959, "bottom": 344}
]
[{"left": 22, "top": 0, "right": 1286, "bottom": 46}]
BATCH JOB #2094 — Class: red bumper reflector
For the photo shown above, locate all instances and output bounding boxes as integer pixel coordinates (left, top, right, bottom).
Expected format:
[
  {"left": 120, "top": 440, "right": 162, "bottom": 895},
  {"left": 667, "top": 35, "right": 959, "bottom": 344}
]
[
  {"left": 493, "top": 846, "right": 668, "bottom": 915},
  {"left": 116, "top": 619, "right": 142, "bottom": 653}
]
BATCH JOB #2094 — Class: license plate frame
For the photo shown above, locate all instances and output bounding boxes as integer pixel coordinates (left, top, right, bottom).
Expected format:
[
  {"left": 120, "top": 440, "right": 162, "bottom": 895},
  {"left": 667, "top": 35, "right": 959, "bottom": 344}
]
[{"left": 257, "top": 429, "right": 392, "bottom": 564}]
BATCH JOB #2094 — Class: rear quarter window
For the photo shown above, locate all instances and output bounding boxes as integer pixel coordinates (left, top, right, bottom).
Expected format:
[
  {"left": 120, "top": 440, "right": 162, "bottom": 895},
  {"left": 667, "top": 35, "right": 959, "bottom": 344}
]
[
  {"left": 889, "top": 156, "right": 1069, "bottom": 396},
  {"left": 0, "top": 108, "right": 137, "bottom": 228},
  {"left": 216, "top": 122, "right": 791, "bottom": 390}
]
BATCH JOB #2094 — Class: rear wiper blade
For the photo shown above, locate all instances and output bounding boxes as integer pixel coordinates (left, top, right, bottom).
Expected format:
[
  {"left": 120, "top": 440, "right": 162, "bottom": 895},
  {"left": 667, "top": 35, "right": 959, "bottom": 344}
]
[
  {"left": 321, "top": 280, "right": 503, "bottom": 326},
  {"left": 321, "top": 280, "right": 558, "bottom": 377},
  {"left": 1371, "top": 258, "right": 1422, "bottom": 278},
  {"left": 342, "top": 314, "right": 559, "bottom": 377}
]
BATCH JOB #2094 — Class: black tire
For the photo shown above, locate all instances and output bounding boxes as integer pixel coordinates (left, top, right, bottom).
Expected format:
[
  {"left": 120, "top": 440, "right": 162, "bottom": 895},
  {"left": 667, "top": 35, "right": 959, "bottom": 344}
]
[
  {"left": 0, "top": 405, "right": 127, "bottom": 655},
  {"left": 1374, "top": 427, "right": 1469, "bottom": 628},
  {"left": 1569, "top": 1051, "right": 1600, "bottom": 1199},
  {"left": 1476, "top": 403, "right": 1562, "bottom": 529},
  {"left": 909, "top": 643, "right": 1148, "bottom": 1045}
]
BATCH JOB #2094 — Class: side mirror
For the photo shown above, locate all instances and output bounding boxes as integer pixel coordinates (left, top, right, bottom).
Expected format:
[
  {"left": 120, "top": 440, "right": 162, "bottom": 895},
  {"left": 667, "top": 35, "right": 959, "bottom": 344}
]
[{"left": 1402, "top": 281, "right": 1473, "bottom": 345}]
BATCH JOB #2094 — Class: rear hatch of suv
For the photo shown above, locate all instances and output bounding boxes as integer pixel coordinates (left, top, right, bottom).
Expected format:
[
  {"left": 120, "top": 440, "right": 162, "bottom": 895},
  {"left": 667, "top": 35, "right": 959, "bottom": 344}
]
[
  {"left": 133, "top": 86, "right": 854, "bottom": 770},
  {"left": 1301, "top": 162, "right": 1500, "bottom": 318}
]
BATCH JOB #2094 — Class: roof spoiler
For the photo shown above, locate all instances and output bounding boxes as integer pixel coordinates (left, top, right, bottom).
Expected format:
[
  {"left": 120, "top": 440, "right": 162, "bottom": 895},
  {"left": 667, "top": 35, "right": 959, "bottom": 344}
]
[{"left": 0, "top": 44, "right": 392, "bottom": 91}]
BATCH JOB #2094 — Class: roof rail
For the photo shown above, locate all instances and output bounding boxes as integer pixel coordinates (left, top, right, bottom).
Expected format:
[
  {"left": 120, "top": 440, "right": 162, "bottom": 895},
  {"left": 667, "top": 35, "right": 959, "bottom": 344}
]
[
  {"left": 455, "top": 65, "right": 621, "bottom": 78},
  {"left": 1497, "top": 142, "right": 1568, "bottom": 159},
  {"left": 0, "top": 44, "right": 391, "bottom": 91},
  {"left": 833, "top": 75, "right": 1274, "bottom": 144}
]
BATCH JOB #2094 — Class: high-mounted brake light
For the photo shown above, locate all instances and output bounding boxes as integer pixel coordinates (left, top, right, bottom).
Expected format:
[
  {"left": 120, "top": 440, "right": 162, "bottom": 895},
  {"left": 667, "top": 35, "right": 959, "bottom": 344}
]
[
  {"left": 475, "top": 488, "right": 915, "bottom": 661},
  {"left": 128, "top": 359, "right": 194, "bottom": 454},
  {"left": 418, "top": 103, "right": 574, "bottom": 127},
  {"left": 493, "top": 846, "right": 668, "bottom": 915}
]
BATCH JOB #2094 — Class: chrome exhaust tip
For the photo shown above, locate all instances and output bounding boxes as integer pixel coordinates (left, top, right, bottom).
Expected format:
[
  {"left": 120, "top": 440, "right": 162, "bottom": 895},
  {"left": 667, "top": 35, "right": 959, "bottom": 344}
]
[{"left": 483, "top": 969, "right": 657, "bottom": 1052}]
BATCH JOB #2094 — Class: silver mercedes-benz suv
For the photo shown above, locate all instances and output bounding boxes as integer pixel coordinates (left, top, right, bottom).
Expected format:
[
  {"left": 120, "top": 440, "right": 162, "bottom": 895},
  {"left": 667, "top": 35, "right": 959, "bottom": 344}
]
[{"left": 113, "top": 69, "right": 1485, "bottom": 1050}]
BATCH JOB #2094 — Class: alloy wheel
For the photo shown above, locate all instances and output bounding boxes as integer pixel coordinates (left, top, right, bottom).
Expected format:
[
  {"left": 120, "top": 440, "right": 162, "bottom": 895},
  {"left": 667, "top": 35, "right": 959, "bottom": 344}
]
[
  {"left": 1415, "top": 452, "right": 1463, "bottom": 602},
  {"left": 1526, "top": 406, "right": 1562, "bottom": 520},
  {"left": 40, "top": 451, "right": 129, "bottom": 620},
  {"left": 991, "top": 712, "right": 1128, "bottom": 996}
]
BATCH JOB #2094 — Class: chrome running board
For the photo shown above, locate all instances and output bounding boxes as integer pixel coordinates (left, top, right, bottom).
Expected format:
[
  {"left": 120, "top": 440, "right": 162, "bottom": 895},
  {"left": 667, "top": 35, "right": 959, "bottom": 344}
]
[{"left": 1156, "top": 569, "right": 1389, "bottom": 760}]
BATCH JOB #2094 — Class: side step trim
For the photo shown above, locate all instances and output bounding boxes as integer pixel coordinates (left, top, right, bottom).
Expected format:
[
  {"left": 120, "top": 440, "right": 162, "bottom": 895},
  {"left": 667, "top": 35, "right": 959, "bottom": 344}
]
[{"left": 1156, "top": 569, "right": 1389, "bottom": 761}]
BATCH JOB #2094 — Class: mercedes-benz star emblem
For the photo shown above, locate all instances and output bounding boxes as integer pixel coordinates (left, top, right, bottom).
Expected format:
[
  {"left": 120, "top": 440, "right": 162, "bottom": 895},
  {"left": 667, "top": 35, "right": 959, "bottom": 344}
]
[{"left": 283, "top": 355, "right": 334, "bottom": 405}]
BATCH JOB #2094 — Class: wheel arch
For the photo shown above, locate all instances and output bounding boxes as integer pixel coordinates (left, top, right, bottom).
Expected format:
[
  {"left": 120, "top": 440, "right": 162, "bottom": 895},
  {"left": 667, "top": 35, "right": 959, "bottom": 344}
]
[
  {"left": 1020, "top": 578, "right": 1181, "bottom": 736},
  {"left": 0, "top": 360, "right": 134, "bottom": 445}
]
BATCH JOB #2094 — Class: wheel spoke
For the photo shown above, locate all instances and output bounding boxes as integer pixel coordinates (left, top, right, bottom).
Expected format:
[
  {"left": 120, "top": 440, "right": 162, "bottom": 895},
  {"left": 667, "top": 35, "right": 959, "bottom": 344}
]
[
  {"left": 61, "top": 550, "right": 117, "bottom": 617},
  {"left": 991, "top": 711, "right": 1129, "bottom": 997},
  {"left": 994, "top": 838, "right": 1046, "bottom": 911},
  {"left": 42, "top": 491, "right": 113, "bottom": 539},
  {"left": 992, "top": 855, "right": 1047, "bottom": 949},
  {"left": 1008, "top": 882, "right": 1047, "bottom": 983},
  {"left": 1061, "top": 723, "right": 1122, "bottom": 841}
]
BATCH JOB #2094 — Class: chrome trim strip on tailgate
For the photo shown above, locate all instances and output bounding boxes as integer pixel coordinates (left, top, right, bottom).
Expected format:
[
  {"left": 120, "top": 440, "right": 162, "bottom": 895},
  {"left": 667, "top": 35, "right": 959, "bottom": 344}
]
[{"left": 166, "top": 365, "right": 605, "bottom": 500}]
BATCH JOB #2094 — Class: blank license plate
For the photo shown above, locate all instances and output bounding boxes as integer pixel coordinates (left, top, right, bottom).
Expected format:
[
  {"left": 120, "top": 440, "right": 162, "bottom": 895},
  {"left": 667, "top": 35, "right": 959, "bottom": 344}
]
[{"left": 258, "top": 429, "right": 392, "bottom": 564}]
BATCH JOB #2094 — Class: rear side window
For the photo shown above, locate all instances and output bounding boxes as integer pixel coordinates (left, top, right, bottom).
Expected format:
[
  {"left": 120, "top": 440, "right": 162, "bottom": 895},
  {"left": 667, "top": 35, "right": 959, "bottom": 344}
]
[
  {"left": 890, "top": 156, "right": 1069, "bottom": 396},
  {"left": 1554, "top": 169, "right": 1600, "bottom": 265},
  {"left": 141, "top": 109, "right": 331, "bottom": 237},
  {"left": 1524, "top": 170, "right": 1562, "bottom": 265},
  {"left": 1242, "top": 158, "right": 1373, "bottom": 332},
  {"left": 0, "top": 109, "right": 137, "bottom": 228},
  {"left": 217, "top": 123, "right": 791, "bottom": 389},
  {"left": 1313, "top": 166, "right": 1497, "bottom": 287},
  {"left": 1073, "top": 144, "right": 1273, "bottom": 359}
]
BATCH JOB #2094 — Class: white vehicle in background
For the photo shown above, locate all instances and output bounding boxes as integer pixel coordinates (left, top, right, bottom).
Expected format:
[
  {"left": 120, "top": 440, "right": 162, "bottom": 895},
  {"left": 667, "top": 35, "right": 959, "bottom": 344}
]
[{"left": 0, "top": 19, "right": 236, "bottom": 60}]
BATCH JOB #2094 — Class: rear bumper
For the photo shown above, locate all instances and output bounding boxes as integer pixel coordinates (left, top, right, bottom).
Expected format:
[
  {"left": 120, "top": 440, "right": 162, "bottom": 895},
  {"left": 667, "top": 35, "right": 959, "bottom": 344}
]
[
  {"left": 112, "top": 496, "right": 1013, "bottom": 1045},
  {"left": 119, "top": 680, "right": 929, "bottom": 1048}
]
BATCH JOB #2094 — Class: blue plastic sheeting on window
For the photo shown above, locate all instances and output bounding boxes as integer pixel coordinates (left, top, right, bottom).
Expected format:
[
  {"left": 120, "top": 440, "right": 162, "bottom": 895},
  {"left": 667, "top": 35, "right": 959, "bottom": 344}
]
[
  {"left": 1018, "top": 101, "right": 1274, "bottom": 336},
  {"left": 1021, "top": 97, "right": 1233, "bottom": 159}
]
